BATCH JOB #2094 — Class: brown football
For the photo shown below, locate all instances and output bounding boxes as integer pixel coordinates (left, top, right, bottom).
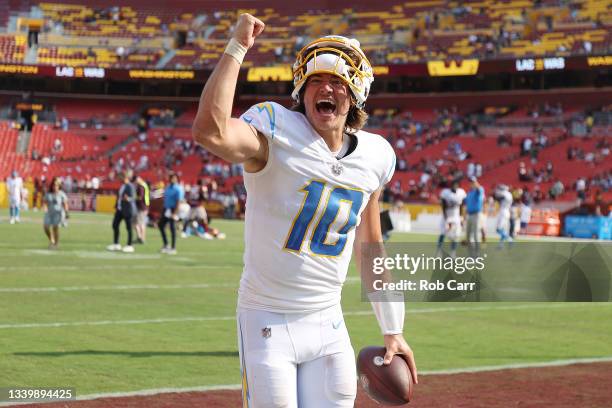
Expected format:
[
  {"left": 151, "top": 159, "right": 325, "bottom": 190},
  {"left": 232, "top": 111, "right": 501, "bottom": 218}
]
[{"left": 357, "top": 346, "right": 413, "bottom": 405}]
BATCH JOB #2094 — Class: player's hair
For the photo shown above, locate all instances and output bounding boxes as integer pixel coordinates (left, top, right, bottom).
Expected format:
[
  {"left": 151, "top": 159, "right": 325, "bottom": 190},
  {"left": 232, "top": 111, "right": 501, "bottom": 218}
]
[
  {"left": 291, "top": 89, "right": 368, "bottom": 132},
  {"left": 50, "top": 177, "right": 61, "bottom": 191}
]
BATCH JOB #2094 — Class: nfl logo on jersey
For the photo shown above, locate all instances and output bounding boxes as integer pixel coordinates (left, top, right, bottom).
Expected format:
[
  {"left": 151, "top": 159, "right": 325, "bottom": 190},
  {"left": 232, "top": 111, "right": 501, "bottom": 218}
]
[{"left": 261, "top": 327, "right": 272, "bottom": 338}]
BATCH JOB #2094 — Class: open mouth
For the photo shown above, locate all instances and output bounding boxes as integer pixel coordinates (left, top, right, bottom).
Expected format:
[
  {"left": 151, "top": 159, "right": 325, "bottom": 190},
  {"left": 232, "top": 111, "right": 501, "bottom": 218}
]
[{"left": 316, "top": 100, "right": 336, "bottom": 115}]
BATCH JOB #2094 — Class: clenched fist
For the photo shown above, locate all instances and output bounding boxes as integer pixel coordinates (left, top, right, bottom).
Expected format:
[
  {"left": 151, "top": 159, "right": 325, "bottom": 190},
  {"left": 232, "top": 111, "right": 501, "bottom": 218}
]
[{"left": 232, "top": 14, "right": 265, "bottom": 49}]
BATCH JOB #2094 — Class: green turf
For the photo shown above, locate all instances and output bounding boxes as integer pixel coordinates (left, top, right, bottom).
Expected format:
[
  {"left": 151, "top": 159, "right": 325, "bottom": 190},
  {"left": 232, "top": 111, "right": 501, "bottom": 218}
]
[{"left": 1, "top": 211, "right": 611, "bottom": 395}]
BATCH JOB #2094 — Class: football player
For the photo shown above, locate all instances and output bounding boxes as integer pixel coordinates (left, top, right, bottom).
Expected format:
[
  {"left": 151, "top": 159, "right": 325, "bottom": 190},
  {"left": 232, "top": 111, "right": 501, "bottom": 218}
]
[
  {"left": 495, "top": 184, "right": 514, "bottom": 248},
  {"left": 192, "top": 13, "right": 417, "bottom": 408},
  {"left": 464, "top": 176, "right": 484, "bottom": 256},
  {"left": 7, "top": 170, "right": 23, "bottom": 224},
  {"left": 436, "top": 180, "right": 466, "bottom": 258}
]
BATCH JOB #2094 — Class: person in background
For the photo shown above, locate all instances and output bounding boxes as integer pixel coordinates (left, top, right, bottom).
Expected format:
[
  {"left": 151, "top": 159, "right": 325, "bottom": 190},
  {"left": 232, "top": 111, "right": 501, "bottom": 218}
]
[
  {"left": 480, "top": 195, "right": 492, "bottom": 245},
  {"left": 519, "top": 201, "right": 532, "bottom": 232},
  {"left": 107, "top": 172, "right": 136, "bottom": 253},
  {"left": 464, "top": 176, "right": 485, "bottom": 256},
  {"left": 509, "top": 201, "right": 521, "bottom": 238},
  {"left": 20, "top": 184, "right": 29, "bottom": 212},
  {"left": 182, "top": 197, "right": 226, "bottom": 240},
  {"left": 495, "top": 184, "right": 514, "bottom": 248},
  {"left": 575, "top": 177, "right": 586, "bottom": 204},
  {"left": 159, "top": 173, "right": 184, "bottom": 254},
  {"left": 134, "top": 175, "right": 150, "bottom": 244},
  {"left": 436, "top": 180, "right": 466, "bottom": 257},
  {"left": 222, "top": 191, "right": 238, "bottom": 219},
  {"left": 33, "top": 177, "right": 42, "bottom": 211},
  {"left": 7, "top": 170, "right": 23, "bottom": 224},
  {"left": 43, "top": 177, "right": 69, "bottom": 249}
]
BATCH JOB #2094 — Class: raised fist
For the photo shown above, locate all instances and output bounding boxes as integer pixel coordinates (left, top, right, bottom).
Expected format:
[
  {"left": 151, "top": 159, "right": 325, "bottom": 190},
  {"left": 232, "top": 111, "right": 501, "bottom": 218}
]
[{"left": 232, "top": 13, "right": 265, "bottom": 49}]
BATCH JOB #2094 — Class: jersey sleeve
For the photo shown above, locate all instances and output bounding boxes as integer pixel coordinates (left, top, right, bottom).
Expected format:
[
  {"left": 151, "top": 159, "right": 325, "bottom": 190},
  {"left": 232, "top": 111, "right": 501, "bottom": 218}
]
[
  {"left": 440, "top": 189, "right": 448, "bottom": 202},
  {"left": 381, "top": 139, "right": 396, "bottom": 188},
  {"left": 239, "top": 102, "right": 282, "bottom": 142}
]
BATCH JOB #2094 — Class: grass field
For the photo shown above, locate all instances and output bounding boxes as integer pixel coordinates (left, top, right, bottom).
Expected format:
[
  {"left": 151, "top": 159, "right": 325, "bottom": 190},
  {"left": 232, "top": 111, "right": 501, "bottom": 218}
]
[{"left": 1, "top": 211, "right": 612, "bottom": 398}]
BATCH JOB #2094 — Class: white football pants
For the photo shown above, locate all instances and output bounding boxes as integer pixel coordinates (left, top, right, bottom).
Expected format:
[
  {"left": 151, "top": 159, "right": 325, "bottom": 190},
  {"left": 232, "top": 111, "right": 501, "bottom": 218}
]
[
  {"left": 440, "top": 216, "right": 463, "bottom": 241},
  {"left": 237, "top": 304, "right": 357, "bottom": 408},
  {"left": 496, "top": 209, "right": 511, "bottom": 232}
]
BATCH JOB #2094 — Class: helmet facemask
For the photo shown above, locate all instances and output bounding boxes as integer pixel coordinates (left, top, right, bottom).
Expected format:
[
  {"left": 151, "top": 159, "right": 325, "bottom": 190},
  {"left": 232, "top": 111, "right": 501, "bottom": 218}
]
[{"left": 292, "top": 36, "right": 374, "bottom": 109}]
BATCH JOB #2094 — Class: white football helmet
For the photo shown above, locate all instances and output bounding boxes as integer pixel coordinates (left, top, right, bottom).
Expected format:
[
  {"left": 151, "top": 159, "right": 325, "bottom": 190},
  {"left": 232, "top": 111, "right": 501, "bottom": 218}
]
[{"left": 292, "top": 35, "right": 374, "bottom": 109}]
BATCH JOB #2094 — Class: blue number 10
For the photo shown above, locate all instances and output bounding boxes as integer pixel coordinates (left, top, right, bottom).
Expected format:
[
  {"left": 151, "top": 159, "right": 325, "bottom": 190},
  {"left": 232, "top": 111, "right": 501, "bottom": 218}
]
[{"left": 284, "top": 180, "right": 364, "bottom": 257}]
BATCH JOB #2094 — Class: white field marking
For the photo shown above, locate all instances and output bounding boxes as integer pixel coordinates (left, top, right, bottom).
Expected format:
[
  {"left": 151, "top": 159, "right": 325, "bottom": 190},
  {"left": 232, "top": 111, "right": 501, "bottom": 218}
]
[
  {"left": 19, "top": 249, "right": 62, "bottom": 256},
  {"left": 0, "top": 385, "right": 248, "bottom": 407},
  {"left": 515, "top": 235, "right": 605, "bottom": 243},
  {"left": 4, "top": 249, "right": 240, "bottom": 258},
  {"left": 1, "top": 303, "right": 611, "bottom": 330},
  {"left": 0, "top": 283, "right": 237, "bottom": 293},
  {"left": 0, "top": 276, "right": 579, "bottom": 294},
  {"left": 340, "top": 302, "right": 612, "bottom": 318},
  {"left": 71, "top": 251, "right": 241, "bottom": 259},
  {"left": 419, "top": 356, "right": 612, "bottom": 375},
  {"left": 0, "top": 264, "right": 235, "bottom": 272},
  {"left": 74, "top": 251, "right": 166, "bottom": 260},
  {"left": 18, "top": 250, "right": 166, "bottom": 260},
  {"left": 2, "top": 356, "right": 611, "bottom": 406},
  {"left": 0, "top": 316, "right": 237, "bottom": 329}
]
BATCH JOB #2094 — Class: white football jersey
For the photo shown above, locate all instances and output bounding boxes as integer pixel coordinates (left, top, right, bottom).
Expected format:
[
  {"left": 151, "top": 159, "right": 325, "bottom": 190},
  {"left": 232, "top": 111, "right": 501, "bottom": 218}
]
[
  {"left": 440, "top": 188, "right": 466, "bottom": 220},
  {"left": 497, "top": 190, "right": 513, "bottom": 212},
  {"left": 238, "top": 102, "right": 395, "bottom": 313},
  {"left": 7, "top": 176, "right": 23, "bottom": 200}
]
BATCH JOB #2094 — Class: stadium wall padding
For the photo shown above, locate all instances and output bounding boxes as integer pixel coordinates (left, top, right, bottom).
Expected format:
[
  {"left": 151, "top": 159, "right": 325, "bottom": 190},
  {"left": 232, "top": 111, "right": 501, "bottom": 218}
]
[
  {"left": 381, "top": 203, "right": 441, "bottom": 220},
  {"left": 96, "top": 194, "right": 117, "bottom": 214},
  {"left": 1, "top": 181, "right": 34, "bottom": 208},
  {"left": 0, "top": 182, "right": 5, "bottom": 208}
]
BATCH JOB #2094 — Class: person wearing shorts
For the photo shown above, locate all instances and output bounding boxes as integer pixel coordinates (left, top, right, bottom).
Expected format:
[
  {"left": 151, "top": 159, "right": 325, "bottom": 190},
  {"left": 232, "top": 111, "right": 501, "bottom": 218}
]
[{"left": 43, "top": 177, "right": 69, "bottom": 249}]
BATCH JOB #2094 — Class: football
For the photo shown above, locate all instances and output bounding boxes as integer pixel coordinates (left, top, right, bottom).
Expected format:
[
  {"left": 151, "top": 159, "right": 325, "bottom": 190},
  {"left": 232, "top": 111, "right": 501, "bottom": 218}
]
[{"left": 357, "top": 346, "right": 413, "bottom": 405}]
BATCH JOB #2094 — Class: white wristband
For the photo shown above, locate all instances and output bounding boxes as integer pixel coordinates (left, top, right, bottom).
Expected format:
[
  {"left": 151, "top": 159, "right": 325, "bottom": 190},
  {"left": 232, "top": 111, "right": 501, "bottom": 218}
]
[
  {"left": 224, "top": 38, "right": 248, "bottom": 65},
  {"left": 367, "top": 290, "right": 405, "bottom": 335}
]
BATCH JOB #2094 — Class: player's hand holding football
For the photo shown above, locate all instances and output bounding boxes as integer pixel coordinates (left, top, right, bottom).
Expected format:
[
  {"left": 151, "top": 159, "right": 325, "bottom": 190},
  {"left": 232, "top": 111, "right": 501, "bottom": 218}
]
[
  {"left": 232, "top": 13, "right": 265, "bottom": 49},
  {"left": 384, "top": 334, "right": 418, "bottom": 384}
]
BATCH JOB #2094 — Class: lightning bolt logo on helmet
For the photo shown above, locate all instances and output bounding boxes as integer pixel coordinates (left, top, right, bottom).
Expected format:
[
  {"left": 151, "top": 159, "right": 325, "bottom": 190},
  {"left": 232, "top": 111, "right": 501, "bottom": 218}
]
[{"left": 292, "top": 35, "right": 374, "bottom": 109}]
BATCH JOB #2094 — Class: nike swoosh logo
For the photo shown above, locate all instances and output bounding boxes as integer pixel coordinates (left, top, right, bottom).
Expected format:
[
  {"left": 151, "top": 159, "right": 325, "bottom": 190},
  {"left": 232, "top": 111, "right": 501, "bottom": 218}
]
[{"left": 332, "top": 320, "right": 343, "bottom": 329}]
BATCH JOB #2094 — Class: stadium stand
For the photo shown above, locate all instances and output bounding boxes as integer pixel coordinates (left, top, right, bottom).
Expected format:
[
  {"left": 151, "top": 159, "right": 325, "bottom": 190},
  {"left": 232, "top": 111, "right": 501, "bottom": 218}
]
[
  {"left": 2, "top": 96, "right": 608, "bottom": 204},
  {"left": 0, "top": 34, "right": 26, "bottom": 63},
  {"left": 52, "top": 98, "right": 141, "bottom": 123},
  {"left": 0, "top": 120, "right": 23, "bottom": 178},
  {"left": 0, "top": 0, "right": 607, "bottom": 68}
]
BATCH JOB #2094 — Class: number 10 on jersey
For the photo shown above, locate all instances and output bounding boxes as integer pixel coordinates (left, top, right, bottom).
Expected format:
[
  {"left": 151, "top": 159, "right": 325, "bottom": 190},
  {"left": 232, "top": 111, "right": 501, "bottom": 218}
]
[{"left": 284, "top": 180, "right": 364, "bottom": 257}]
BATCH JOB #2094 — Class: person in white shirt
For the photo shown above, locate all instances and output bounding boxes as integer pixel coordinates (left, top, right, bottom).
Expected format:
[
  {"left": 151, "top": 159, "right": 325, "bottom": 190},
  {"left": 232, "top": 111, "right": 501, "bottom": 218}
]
[
  {"left": 436, "top": 180, "right": 466, "bottom": 257},
  {"left": 519, "top": 202, "right": 532, "bottom": 230},
  {"left": 192, "top": 14, "right": 417, "bottom": 407},
  {"left": 7, "top": 170, "right": 24, "bottom": 224},
  {"left": 495, "top": 185, "right": 514, "bottom": 247},
  {"left": 576, "top": 177, "right": 586, "bottom": 202}
]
